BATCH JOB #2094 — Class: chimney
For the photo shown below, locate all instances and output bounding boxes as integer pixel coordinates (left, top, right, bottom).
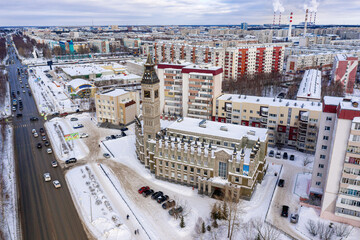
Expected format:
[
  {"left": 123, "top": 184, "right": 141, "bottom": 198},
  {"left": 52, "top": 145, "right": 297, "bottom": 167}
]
[
  {"left": 273, "top": 11, "right": 276, "bottom": 27},
  {"left": 279, "top": 12, "right": 282, "bottom": 26},
  {"left": 288, "top": 12, "right": 293, "bottom": 38},
  {"left": 313, "top": 12, "right": 317, "bottom": 25},
  {"left": 304, "top": 9, "right": 309, "bottom": 36}
]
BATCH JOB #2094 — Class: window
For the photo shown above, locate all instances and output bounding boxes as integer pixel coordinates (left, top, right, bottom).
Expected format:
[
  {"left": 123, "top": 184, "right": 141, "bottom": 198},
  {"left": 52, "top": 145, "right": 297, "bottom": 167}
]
[
  {"left": 224, "top": 142, "right": 228, "bottom": 146},
  {"left": 177, "top": 156, "right": 181, "bottom": 160},
  {"left": 172, "top": 163, "right": 175, "bottom": 168},
  {"left": 316, "top": 182, "right": 321, "bottom": 186},
  {"left": 159, "top": 160, "right": 162, "bottom": 165},
  {"left": 191, "top": 167, "right": 194, "bottom": 173},
  {"left": 184, "top": 166, "right": 188, "bottom": 171},
  {"left": 197, "top": 169, "right": 200, "bottom": 174},
  {"left": 323, "top": 136, "right": 329, "bottom": 141},
  {"left": 320, "top": 155, "right": 326, "bottom": 159},
  {"left": 319, "top": 164, "right": 324, "bottom": 168},
  {"left": 317, "top": 172, "right": 322, "bottom": 177},
  {"left": 325, "top": 126, "right": 331, "bottom": 131},
  {"left": 165, "top": 162, "right": 169, "bottom": 167},
  {"left": 204, "top": 170, "right": 207, "bottom": 176},
  {"left": 322, "top": 145, "right": 327, "bottom": 150},
  {"left": 219, "top": 162, "right": 227, "bottom": 178},
  {"left": 326, "top": 116, "right": 332, "bottom": 121},
  {"left": 235, "top": 177, "right": 239, "bottom": 182},
  {"left": 177, "top": 165, "right": 181, "bottom": 170}
]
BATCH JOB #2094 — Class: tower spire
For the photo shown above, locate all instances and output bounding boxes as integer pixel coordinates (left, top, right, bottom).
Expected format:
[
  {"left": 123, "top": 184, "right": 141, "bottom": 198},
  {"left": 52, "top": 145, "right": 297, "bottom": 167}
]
[{"left": 141, "top": 54, "right": 159, "bottom": 84}]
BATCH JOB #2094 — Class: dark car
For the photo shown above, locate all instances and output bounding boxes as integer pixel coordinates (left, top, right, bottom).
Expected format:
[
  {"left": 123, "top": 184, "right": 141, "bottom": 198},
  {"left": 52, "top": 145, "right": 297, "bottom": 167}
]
[
  {"left": 283, "top": 152, "right": 288, "bottom": 160},
  {"left": 268, "top": 150, "right": 274, "bottom": 157},
  {"left": 157, "top": 195, "right": 169, "bottom": 204},
  {"left": 37, "top": 143, "right": 42, "bottom": 149},
  {"left": 162, "top": 199, "right": 176, "bottom": 209},
  {"left": 142, "top": 189, "right": 154, "bottom": 197},
  {"left": 28, "top": 91, "right": 32, "bottom": 96},
  {"left": 60, "top": 112, "right": 68, "bottom": 117},
  {"left": 121, "top": 127, "right": 129, "bottom": 132},
  {"left": 40, "top": 128, "right": 46, "bottom": 136},
  {"left": 111, "top": 135, "right": 117, "bottom": 139},
  {"left": 290, "top": 213, "right": 299, "bottom": 223},
  {"left": 122, "top": 131, "right": 127, "bottom": 137},
  {"left": 169, "top": 206, "right": 183, "bottom": 216},
  {"left": 44, "top": 141, "right": 50, "bottom": 146},
  {"left": 65, "top": 158, "right": 77, "bottom": 164},
  {"left": 30, "top": 117, "right": 39, "bottom": 121},
  {"left": 52, "top": 112, "right": 59, "bottom": 117},
  {"left": 17, "top": 90, "right": 20, "bottom": 94},
  {"left": 278, "top": 179, "right": 285, "bottom": 187},
  {"left": 70, "top": 117, "right": 78, "bottom": 121},
  {"left": 151, "top": 191, "right": 163, "bottom": 200},
  {"left": 290, "top": 155, "right": 295, "bottom": 161},
  {"left": 138, "top": 186, "right": 150, "bottom": 194},
  {"left": 281, "top": 205, "right": 289, "bottom": 217},
  {"left": 16, "top": 113, "right": 23, "bottom": 117}
]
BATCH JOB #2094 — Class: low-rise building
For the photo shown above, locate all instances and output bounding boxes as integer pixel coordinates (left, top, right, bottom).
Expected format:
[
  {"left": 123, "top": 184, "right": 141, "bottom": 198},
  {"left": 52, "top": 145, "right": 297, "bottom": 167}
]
[
  {"left": 95, "top": 88, "right": 139, "bottom": 125},
  {"left": 67, "top": 78, "right": 95, "bottom": 98},
  {"left": 296, "top": 69, "right": 322, "bottom": 102},
  {"left": 331, "top": 54, "right": 358, "bottom": 94}
]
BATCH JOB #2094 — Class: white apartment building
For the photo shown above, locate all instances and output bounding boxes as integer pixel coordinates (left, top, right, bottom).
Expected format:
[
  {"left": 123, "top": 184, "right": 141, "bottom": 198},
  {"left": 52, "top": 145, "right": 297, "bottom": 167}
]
[
  {"left": 156, "top": 63, "right": 223, "bottom": 120},
  {"left": 296, "top": 69, "right": 322, "bottom": 102}
]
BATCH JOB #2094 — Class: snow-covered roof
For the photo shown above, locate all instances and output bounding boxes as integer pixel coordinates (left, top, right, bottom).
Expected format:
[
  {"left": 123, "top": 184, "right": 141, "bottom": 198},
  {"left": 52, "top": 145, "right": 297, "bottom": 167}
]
[
  {"left": 217, "top": 94, "right": 322, "bottom": 111},
  {"left": 62, "top": 64, "right": 113, "bottom": 77},
  {"left": 296, "top": 69, "right": 321, "bottom": 101},
  {"left": 68, "top": 78, "right": 92, "bottom": 90},
  {"left": 323, "top": 96, "right": 343, "bottom": 106},
  {"left": 100, "top": 89, "right": 128, "bottom": 97},
  {"left": 94, "top": 74, "right": 141, "bottom": 81},
  {"left": 166, "top": 117, "right": 268, "bottom": 142}
]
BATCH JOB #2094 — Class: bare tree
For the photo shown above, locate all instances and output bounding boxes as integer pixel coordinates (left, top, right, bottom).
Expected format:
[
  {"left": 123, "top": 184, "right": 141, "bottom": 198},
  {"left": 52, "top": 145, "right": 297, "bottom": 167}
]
[
  {"left": 334, "top": 223, "right": 353, "bottom": 238},
  {"left": 250, "top": 218, "right": 281, "bottom": 240},
  {"left": 223, "top": 187, "right": 243, "bottom": 240},
  {"left": 240, "top": 221, "right": 257, "bottom": 240},
  {"left": 306, "top": 219, "right": 318, "bottom": 236},
  {"left": 303, "top": 157, "right": 313, "bottom": 167}
]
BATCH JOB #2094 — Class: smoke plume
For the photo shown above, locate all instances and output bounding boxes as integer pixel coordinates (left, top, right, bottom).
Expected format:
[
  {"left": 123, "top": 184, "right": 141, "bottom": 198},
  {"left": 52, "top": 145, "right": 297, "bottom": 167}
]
[{"left": 273, "top": 0, "right": 285, "bottom": 13}]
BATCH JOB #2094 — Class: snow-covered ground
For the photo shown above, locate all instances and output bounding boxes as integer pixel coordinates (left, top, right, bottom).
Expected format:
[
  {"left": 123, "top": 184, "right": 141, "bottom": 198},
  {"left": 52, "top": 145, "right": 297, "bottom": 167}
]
[
  {"left": 0, "top": 125, "right": 19, "bottom": 240},
  {"left": 0, "top": 72, "right": 11, "bottom": 119}
]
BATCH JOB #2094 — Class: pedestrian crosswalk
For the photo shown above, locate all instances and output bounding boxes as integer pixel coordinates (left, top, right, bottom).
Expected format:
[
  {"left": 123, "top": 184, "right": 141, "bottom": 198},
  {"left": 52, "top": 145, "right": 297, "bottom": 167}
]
[{"left": 14, "top": 123, "right": 32, "bottom": 129}]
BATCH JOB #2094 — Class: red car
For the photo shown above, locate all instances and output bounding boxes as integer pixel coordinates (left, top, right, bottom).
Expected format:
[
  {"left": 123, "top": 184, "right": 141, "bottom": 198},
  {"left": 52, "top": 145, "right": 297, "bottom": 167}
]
[
  {"left": 60, "top": 112, "right": 68, "bottom": 117},
  {"left": 138, "top": 186, "right": 150, "bottom": 194}
]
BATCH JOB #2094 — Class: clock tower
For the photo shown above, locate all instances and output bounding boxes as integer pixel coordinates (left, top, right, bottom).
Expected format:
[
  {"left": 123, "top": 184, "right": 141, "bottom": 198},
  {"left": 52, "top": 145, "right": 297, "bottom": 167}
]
[{"left": 141, "top": 54, "right": 161, "bottom": 159}]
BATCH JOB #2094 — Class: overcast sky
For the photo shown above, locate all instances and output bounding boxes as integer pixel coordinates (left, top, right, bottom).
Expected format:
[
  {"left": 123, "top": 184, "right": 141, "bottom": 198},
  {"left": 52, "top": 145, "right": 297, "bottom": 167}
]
[{"left": 0, "top": 0, "right": 359, "bottom": 26}]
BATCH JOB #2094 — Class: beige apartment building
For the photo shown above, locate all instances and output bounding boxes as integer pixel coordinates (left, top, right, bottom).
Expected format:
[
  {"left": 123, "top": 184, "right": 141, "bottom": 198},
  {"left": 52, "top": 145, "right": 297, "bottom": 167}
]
[
  {"left": 213, "top": 94, "right": 322, "bottom": 153},
  {"left": 95, "top": 88, "right": 139, "bottom": 125}
]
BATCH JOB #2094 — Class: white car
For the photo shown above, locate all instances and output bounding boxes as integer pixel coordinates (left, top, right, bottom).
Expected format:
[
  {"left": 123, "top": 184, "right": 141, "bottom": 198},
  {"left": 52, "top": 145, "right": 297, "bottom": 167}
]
[
  {"left": 22, "top": 90, "right": 25, "bottom": 93},
  {"left": 53, "top": 180, "right": 61, "bottom": 189},
  {"left": 80, "top": 133, "right": 89, "bottom": 138},
  {"left": 51, "top": 161, "right": 58, "bottom": 168},
  {"left": 31, "top": 129, "right": 36, "bottom": 133},
  {"left": 43, "top": 173, "right": 51, "bottom": 182},
  {"left": 47, "top": 148, "right": 52, "bottom": 154},
  {"left": 33, "top": 132, "right": 39, "bottom": 137}
]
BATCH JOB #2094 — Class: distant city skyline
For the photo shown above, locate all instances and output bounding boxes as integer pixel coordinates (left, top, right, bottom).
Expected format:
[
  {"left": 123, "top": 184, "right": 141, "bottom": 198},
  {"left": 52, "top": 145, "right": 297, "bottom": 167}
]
[{"left": 1, "top": 0, "right": 360, "bottom": 26}]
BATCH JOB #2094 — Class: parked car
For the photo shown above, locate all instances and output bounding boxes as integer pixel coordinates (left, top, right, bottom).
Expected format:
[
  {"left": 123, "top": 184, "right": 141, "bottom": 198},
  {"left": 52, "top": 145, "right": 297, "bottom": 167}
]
[
  {"left": 16, "top": 113, "right": 22, "bottom": 117},
  {"left": 22, "top": 90, "right": 25, "bottom": 93},
  {"left": 275, "top": 151, "right": 281, "bottom": 159},
  {"left": 290, "top": 213, "right": 299, "bottom": 223},
  {"left": 151, "top": 191, "right": 163, "bottom": 200},
  {"left": 43, "top": 173, "right": 51, "bottom": 182},
  {"left": 70, "top": 117, "right": 78, "bottom": 121},
  {"left": 33, "top": 132, "right": 39, "bottom": 138},
  {"left": 47, "top": 148, "right": 52, "bottom": 154},
  {"left": 53, "top": 180, "right": 61, "bottom": 189},
  {"left": 157, "top": 195, "right": 169, "bottom": 204},
  {"left": 31, "top": 129, "right": 36, "bottom": 134},
  {"left": 73, "top": 123, "right": 84, "bottom": 129},
  {"left": 105, "top": 136, "right": 111, "bottom": 140},
  {"left": 60, "top": 112, "right": 68, "bottom": 117},
  {"left": 12, "top": 106, "right": 16, "bottom": 111},
  {"left": 30, "top": 117, "right": 39, "bottom": 121},
  {"left": 65, "top": 158, "right": 77, "bottom": 164},
  {"left": 121, "top": 127, "right": 129, "bottom": 132},
  {"left": 51, "top": 161, "right": 58, "bottom": 168},
  {"left": 44, "top": 141, "right": 50, "bottom": 146},
  {"left": 278, "top": 179, "right": 285, "bottom": 187},
  {"left": 169, "top": 206, "right": 183, "bottom": 216},
  {"left": 281, "top": 205, "right": 289, "bottom": 217},
  {"left": 162, "top": 199, "right": 176, "bottom": 209},
  {"left": 37, "top": 143, "right": 42, "bottom": 149},
  {"left": 111, "top": 135, "right": 116, "bottom": 139},
  {"left": 283, "top": 152, "right": 288, "bottom": 160},
  {"left": 142, "top": 189, "right": 154, "bottom": 197},
  {"left": 52, "top": 112, "right": 59, "bottom": 117},
  {"left": 290, "top": 155, "right": 295, "bottom": 161},
  {"left": 138, "top": 186, "right": 150, "bottom": 194},
  {"left": 122, "top": 131, "right": 127, "bottom": 137},
  {"left": 42, "top": 136, "right": 47, "bottom": 141},
  {"left": 28, "top": 91, "right": 32, "bottom": 96},
  {"left": 80, "top": 133, "right": 89, "bottom": 138},
  {"left": 268, "top": 150, "right": 274, "bottom": 157},
  {"left": 103, "top": 153, "right": 110, "bottom": 158}
]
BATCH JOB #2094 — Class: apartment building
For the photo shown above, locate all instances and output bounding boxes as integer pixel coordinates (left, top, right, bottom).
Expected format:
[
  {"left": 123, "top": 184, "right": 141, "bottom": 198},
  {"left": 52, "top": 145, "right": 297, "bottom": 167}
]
[
  {"left": 296, "top": 69, "right": 322, "bottom": 102},
  {"left": 153, "top": 43, "right": 286, "bottom": 79},
  {"left": 331, "top": 54, "right": 358, "bottom": 94},
  {"left": 156, "top": 63, "right": 223, "bottom": 119},
  {"left": 212, "top": 94, "right": 322, "bottom": 153},
  {"left": 95, "top": 88, "right": 140, "bottom": 125},
  {"left": 318, "top": 97, "right": 360, "bottom": 227},
  {"left": 135, "top": 117, "right": 269, "bottom": 200}
]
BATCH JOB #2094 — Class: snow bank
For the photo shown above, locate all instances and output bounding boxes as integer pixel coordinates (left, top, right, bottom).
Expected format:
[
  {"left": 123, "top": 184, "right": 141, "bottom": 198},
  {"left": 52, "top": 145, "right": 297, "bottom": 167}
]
[{"left": 294, "top": 173, "right": 312, "bottom": 198}]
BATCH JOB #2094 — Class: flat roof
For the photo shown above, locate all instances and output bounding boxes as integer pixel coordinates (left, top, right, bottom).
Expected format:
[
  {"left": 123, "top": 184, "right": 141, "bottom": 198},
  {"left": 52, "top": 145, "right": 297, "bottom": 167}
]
[
  {"left": 166, "top": 117, "right": 268, "bottom": 142},
  {"left": 100, "top": 89, "right": 128, "bottom": 97},
  {"left": 62, "top": 64, "right": 112, "bottom": 77},
  {"left": 217, "top": 94, "right": 322, "bottom": 111},
  {"left": 297, "top": 69, "right": 322, "bottom": 100}
]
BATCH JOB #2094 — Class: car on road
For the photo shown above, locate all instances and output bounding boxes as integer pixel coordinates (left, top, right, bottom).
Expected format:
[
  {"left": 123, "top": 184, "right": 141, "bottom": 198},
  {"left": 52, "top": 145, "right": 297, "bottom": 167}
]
[
  {"left": 47, "top": 148, "right": 52, "bottom": 154},
  {"left": 151, "top": 191, "right": 163, "bottom": 200},
  {"left": 37, "top": 143, "right": 42, "bottom": 148},
  {"left": 12, "top": 106, "right": 16, "bottom": 111},
  {"left": 283, "top": 152, "right": 288, "bottom": 160},
  {"left": 142, "top": 189, "right": 154, "bottom": 197},
  {"left": 278, "top": 179, "right": 285, "bottom": 187},
  {"left": 268, "top": 150, "right": 274, "bottom": 157},
  {"left": 157, "top": 195, "right": 169, "bottom": 204},
  {"left": 162, "top": 199, "right": 176, "bottom": 209},
  {"left": 43, "top": 173, "right": 51, "bottom": 182},
  {"left": 70, "top": 117, "right": 78, "bottom": 121},
  {"left": 33, "top": 132, "right": 39, "bottom": 138},
  {"left": 169, "top": 206, "right": 183, "bottom": 216},
  {"left": 42, "top": 136, "right": 47, "bottom": 141},
  {"left": 30, "top": 117, "right": 39, "bottom": 121},
  {"left": 51, "top": 161, "right": 58, "bottom": 168},
  {"left": 60, "top": 112, "right": 68, "bottom": 117},
  {"left": 73, "top": 124, "right": 84, "bottom": 129},
  {"left": 32, "top": 129, "right": 36, "bottom": 133},
  {"left": 290, "top": 213, "right": 299, "bottom": 223},
  {"left": 21, "top": 85, "right": 24, "bottom": 88},
  {"left": 103, "top": 153, "right": 110, "bottom": 158},
  {"left": 138, "top": 186, "right": 150, "bottom": 194},
  {"left": 52, "top": 112, "right": 59, "bottom": 117},
  {"left": 28, "top": 91, "right": 31, "bottom": 96},
  {"left": 65, "top": 158, "right": 77, "bottom": 164},
  {"left": 121, "top": 127, "right": 128, "bottom": 132},
  {"left": 53, "top": 180, "right": 61, "bottom": 189},
  {"left": 26, "top": 85, "right": 29, "bottom": 88},
  {"left": 16, "top": 113, "right": 22, "bottom": 117},
  {"left": 105, "top": 136, "right": 111, "bottom": 140},
  {"left": 17, "top": 90, "right": 20, "bottom": 94},
  {"left": 80, "top": 133, "right": 88, "bottom": 138},
  {"left": 290, "top": 155, "right": 295, "bottom": 161},
  {"left": 275, "top": 151, "right": 281, "bottom": 159},
  {"left": 281, "top": 205, "right": 289, "bottom": 217},
  {"left": 22, "top": 90, "right": 25, "bottom": 93},
  {"left": 44, "top": 141, "right": 50, "bottom": 146}
]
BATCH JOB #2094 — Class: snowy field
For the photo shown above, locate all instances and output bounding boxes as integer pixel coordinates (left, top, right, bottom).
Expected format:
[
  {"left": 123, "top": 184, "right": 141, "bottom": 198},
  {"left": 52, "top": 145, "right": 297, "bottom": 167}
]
[{"left": 0, "top": 77, "right": 11, "bottom": 118}]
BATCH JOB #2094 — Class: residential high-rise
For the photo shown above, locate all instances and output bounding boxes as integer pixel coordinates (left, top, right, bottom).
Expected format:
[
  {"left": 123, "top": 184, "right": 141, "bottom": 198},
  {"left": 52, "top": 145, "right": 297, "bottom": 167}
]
[{"left": 331, "top": 54, "right": 358, "bottom": 94}]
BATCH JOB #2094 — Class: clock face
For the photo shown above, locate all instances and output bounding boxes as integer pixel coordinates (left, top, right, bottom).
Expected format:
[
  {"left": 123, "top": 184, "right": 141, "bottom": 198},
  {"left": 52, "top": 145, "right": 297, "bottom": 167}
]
[
  {"left": 144, "top": 90, "right": 151, "bottom": 98},
  {"left": 155, "top": 90, "right": 159, "bottom": 98}
]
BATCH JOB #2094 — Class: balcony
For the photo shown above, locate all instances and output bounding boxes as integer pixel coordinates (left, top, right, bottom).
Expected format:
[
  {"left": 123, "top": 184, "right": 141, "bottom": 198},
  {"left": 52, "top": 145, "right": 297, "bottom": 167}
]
[
  {"left": 299, "top": 111, "right": 309, "bottom": 122},
  {"left": 260, "top": 117, "right": 268, "bottom": 123},
  {"left": 299, "top": 122, "right": 308, "bottom": 130}
]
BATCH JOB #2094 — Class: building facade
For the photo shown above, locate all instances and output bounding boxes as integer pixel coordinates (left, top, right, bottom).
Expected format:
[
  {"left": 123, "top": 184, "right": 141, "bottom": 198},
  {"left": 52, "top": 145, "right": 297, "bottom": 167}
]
[
  {"left": 331, "top": 54, "right": 358, "bottom": 94},
  {"left": 212, "top": 94, "right": 322, "bottom": 153},
  {"left": 156, "top": 63, "right": 223, "bottom": 120}
]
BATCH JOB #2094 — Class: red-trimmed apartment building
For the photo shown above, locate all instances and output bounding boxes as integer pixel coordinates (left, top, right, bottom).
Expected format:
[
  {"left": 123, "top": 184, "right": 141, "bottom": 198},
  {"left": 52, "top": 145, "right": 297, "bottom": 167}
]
[{"left": 331, "top": 54, "right": 358, "bottom": 94}]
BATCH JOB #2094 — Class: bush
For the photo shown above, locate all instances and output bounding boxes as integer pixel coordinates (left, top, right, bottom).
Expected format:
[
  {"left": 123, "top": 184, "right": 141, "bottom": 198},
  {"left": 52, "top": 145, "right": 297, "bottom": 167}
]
[{"left": 180, "top": 216, "right": 185, "bottom": 228}]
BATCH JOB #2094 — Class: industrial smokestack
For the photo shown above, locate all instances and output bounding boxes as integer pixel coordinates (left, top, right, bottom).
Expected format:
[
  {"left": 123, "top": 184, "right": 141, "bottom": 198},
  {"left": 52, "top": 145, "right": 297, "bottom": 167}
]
[
  {"left": 273, "top": 11, "right": 276, "bottom": 27},
  {"left": 313, "top": 12, "right": 317, "bottom": 25},
  {"left": 279, "top": 12, "right": 281, "bottom": 26},
  {"left": 288, "top": 12, "right": 293, "bottom": 38},
  {"left": 304, "top": 9, "right": 308, "bottom": 36}
]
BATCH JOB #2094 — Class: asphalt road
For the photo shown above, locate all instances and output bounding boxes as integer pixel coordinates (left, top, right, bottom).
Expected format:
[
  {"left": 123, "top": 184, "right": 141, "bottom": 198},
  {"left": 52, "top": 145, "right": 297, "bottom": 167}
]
[{"left": 6, "top": 39, "right": 89, "bottom": 240}]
